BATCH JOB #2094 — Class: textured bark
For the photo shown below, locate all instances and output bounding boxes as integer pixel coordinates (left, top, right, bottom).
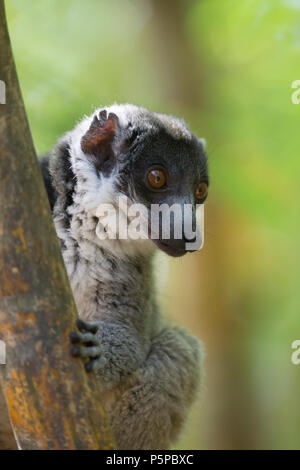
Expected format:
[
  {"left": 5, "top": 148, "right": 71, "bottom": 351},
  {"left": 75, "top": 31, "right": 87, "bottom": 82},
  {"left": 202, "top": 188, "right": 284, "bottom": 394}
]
[{"left": 0, "top": 0, "right": 114, "bottom": 450}]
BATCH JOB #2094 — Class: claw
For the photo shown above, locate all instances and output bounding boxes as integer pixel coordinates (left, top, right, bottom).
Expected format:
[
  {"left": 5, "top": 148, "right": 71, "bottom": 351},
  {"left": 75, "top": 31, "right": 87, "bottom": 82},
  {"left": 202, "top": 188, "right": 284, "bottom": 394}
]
[
  {"left": 76, "top": 319, "right": 99, "bottom": 334},
  {"left": 71, "top": 345, "right": 81, "bottom": 357},
  {"left": 71, "top": 345, "right": 102, "bottom": 358},
  {"left": 70, "top": 331, "right": 99, "bottom": 346},
  {"left": 70, "top": 319, "right": 105, "bottom": 373},
  {"left": 69, "top": 332, "right": 80, "bottom": 344}
]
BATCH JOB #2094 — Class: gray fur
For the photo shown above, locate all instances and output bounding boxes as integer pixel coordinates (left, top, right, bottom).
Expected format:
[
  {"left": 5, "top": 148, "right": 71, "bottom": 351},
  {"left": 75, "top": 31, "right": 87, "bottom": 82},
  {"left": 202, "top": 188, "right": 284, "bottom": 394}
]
[
  {"left": 48, "top": 104, "right": 205, "bottom": 449},
  {"left": 0, "top": 104, "right": 206, "bottom": 450}
]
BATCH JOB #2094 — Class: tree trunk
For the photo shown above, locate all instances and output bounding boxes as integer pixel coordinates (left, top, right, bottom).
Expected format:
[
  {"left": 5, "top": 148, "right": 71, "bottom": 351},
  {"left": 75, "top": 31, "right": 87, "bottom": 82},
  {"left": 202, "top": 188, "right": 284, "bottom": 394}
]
[{"left": 0, "top": 0, "right": 114, "bottom": 450}]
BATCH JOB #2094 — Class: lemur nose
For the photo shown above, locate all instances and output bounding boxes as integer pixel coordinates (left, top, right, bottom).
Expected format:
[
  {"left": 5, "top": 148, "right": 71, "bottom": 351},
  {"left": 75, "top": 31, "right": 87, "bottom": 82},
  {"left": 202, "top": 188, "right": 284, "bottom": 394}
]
[{"left": 158, "top": 235, "right": 193, "bottom": 257}]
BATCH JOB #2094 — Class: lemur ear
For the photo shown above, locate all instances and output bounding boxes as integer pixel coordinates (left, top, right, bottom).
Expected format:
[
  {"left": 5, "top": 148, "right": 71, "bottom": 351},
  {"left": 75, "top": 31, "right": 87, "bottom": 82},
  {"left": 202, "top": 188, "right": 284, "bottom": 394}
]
[{"left": 81, "top": 110, "right": 119, "bottom": 174}]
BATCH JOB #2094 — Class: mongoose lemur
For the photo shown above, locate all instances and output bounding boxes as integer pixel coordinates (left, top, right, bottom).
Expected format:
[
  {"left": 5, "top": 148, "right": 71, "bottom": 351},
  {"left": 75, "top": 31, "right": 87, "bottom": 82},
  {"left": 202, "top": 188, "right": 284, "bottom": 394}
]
[{"left": 40, "top": 104, "right": 209, "bottom": 450}]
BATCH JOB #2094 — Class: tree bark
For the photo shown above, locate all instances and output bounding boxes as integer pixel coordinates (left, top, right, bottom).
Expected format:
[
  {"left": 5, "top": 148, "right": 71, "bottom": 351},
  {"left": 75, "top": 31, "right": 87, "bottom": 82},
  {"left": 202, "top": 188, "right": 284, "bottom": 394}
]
[{"left": 0, "top": 0, "right": 114, "bottom": 450}]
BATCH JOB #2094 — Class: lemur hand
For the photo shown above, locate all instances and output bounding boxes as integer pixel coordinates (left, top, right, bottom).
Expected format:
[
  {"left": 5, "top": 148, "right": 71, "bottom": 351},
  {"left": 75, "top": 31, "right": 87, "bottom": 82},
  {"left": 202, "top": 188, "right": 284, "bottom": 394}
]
[{"left": 70, "top": 319, "right": 106, "bottom": 372}]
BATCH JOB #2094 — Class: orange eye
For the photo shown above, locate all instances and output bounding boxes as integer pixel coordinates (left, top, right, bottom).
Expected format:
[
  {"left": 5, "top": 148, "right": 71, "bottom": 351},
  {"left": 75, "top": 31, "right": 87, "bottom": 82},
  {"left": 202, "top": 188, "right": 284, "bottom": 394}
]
[
  {"left": 195, "top": 182, "right": 208, "bottom": 200},
  {"left": 147, "top": 168, "right": 167, "bottom": 189}
]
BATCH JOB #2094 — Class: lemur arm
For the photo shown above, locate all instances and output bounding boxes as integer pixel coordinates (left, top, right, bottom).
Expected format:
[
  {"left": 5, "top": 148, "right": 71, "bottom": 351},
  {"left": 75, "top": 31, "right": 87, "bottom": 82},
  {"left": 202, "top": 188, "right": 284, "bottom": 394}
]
[
  {"left": 71, "top": 319, "right": 148, "bottom": 387},
  {"left": 111, "top": 327, "right": 202, "bottom": 449},
  {"left": 40, "top": 105, "right": 207, "bottom": 450},
  {"left": 71, "top": 320, "right": 202, "bottom": 450}
]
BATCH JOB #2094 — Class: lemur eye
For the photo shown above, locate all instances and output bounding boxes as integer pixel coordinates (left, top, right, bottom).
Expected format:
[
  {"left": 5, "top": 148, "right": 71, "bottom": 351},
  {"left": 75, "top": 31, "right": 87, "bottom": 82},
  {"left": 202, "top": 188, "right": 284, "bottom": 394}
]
[
  {"left": 147, "top": 169, "right": 167, "bottom": 189},
  {"left": 195, "top": 182, "right": 208, "bottom": 201}
]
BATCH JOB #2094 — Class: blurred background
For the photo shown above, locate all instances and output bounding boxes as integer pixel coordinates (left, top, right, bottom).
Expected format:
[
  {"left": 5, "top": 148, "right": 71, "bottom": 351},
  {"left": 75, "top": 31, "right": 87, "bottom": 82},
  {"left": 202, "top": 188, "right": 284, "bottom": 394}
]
[{"left": 6, "top": 0, "right": 300, "bottom": 449}]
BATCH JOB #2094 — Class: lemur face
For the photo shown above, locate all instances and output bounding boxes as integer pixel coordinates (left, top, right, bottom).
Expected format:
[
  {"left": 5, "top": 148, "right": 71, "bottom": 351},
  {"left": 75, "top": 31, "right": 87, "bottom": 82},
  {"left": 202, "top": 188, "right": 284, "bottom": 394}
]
[{"left": 71, "top": 105, "right": 208, "bottom": 257}]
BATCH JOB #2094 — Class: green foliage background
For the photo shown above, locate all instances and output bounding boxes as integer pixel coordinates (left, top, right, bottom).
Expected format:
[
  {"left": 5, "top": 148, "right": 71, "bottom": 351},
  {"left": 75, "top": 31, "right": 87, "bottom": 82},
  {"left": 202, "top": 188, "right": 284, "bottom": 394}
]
[{"left": 6, "top": 0, "right": 300, "bottom": 449}]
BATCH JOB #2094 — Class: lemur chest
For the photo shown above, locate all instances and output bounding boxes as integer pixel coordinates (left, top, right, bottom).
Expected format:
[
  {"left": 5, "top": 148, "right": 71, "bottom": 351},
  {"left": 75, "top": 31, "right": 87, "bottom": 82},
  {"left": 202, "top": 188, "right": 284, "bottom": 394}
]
[
  {"left": 62, "top": 241, "right": 118, "bottom": 322},
  {"left": 61, "top": 239, "right": 152, "bottom": 324}
]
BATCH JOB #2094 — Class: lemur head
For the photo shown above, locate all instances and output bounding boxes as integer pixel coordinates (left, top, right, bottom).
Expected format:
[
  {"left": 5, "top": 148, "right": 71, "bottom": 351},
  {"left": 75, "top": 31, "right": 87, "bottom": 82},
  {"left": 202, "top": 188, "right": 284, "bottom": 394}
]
[{"left": 66, "top": 104, "right": 208, "bottom": 258}]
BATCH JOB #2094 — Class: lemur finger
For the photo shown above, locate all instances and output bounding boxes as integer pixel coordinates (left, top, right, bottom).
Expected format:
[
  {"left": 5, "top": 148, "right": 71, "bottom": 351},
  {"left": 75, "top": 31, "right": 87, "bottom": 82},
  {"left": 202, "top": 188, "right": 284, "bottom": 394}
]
[
  {"left": 69, "top": 331, "right": 99, "bottom": 346},
  {"left": 76, "top": 319, "right": 99, "bottom": 334},
  {"left": 71, "top": 345, "right": 102, "bottom": 358},
  {"left": 85, "top": 356, "right": 106, "bottom": 373}
]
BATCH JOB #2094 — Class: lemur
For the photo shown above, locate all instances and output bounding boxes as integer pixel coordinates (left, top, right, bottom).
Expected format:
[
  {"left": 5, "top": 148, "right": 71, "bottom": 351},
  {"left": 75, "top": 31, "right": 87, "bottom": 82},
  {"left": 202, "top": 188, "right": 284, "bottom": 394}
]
[{"left": 40, "top": 104, "right": 209, "bottom": 450}]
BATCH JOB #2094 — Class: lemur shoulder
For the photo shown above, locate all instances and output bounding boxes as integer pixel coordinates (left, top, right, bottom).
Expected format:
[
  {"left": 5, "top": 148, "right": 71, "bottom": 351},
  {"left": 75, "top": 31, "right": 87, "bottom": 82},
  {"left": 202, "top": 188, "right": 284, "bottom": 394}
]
[{"left": 40, "top": 104, "right": 209, "bottom": 450}]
